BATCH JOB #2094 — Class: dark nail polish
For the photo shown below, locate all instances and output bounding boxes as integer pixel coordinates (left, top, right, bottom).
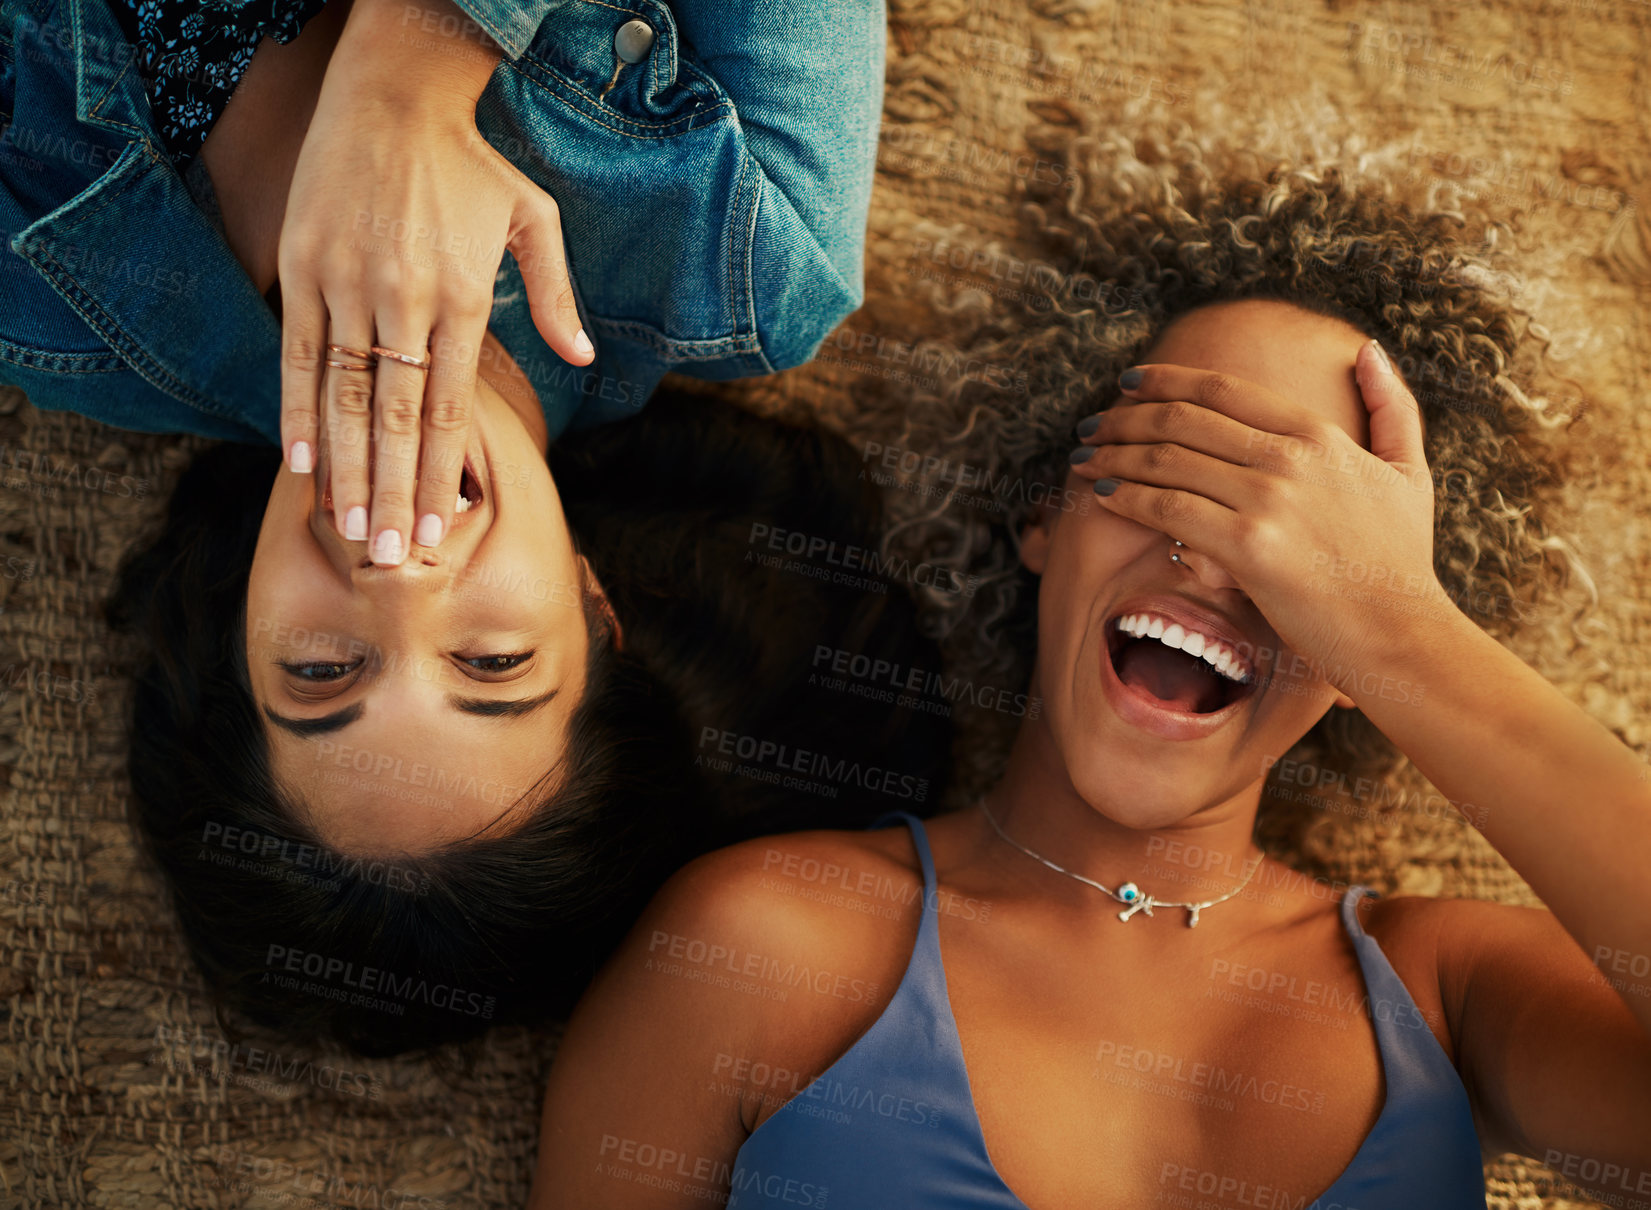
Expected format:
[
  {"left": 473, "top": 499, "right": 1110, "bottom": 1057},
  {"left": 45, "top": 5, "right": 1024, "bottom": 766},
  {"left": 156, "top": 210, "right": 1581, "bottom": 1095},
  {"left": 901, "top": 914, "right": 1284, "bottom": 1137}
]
[
  {"left": 1075, "top": 414, "right": 1101, "bottom": 439},
  {"left": 1119, "top": 368, "right": 1144, "bottom": 390},
  {"left": 1094, "top": 478, "right": 1120, "bottom": 496},
  {"left": 1068, "top": 446, "right": 1096, "bottom": 465}
]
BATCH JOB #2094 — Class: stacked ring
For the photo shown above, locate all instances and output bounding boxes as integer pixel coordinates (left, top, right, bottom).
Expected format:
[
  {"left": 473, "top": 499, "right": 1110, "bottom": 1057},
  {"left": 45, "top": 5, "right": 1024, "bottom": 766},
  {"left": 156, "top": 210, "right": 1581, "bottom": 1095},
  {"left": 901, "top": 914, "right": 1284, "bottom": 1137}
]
[
  {"left": 325, "top": 342, "right": 375, "bottom": 372},
  {"left": 371, "top": 344, "right": 432, "bottom": 371}
]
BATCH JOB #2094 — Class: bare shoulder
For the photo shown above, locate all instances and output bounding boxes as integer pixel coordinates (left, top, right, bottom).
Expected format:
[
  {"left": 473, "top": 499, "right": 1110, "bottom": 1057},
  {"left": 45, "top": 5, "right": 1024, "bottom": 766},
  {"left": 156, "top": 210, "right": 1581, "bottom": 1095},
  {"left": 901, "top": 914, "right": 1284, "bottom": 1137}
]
[
  {"left": 1359, "top": 892, "right": 1575, "bottom": 1063},
  {"left": 629, "top": 823, "right": 928, "bottom": 1015},
  {"left": 642, "top": 824, "right": 923, "bottom": 945}
]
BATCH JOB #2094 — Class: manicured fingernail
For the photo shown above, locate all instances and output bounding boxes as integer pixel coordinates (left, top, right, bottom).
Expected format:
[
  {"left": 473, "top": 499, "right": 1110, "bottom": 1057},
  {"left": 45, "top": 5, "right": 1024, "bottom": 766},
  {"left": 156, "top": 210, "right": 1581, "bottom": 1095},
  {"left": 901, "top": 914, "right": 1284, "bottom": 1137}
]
[
  {"left": 1068, "top": 446, "right": 1096, "bottom": 464},
  {"left": 415, "top": 513, "right": 444, "bottom": 548},
  {"left": 288, "top": 441, "right": 313, "bottom": 474},
  {"left": 373, "top": 530, "right": 405, "bottom": 565},
  {"left": 344, "top": 506, "right": 369, "bottom": 542},
  {"left": 573, "top": 329, "right": 594, "bottom": 358},
  {"left": 1075, "top": 415, "right": 1101, "bottom": 439},
  {"left": 1119, "top": 367, "right": 1144, "bottom": 390},
  {"left": 1368, "top": 339, "right": 1393, "bottom": 375},
  {"left": 1094, "top": 478, "right": 1120, "bottom": 496}
]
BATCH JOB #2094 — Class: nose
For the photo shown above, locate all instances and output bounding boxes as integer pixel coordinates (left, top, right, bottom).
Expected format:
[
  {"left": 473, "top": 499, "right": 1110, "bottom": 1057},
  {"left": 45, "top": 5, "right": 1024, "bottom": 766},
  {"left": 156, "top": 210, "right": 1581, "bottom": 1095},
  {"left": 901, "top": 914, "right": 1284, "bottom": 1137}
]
[{"left": 1177, "top": 544, "right": 1243, "bottom": 593}]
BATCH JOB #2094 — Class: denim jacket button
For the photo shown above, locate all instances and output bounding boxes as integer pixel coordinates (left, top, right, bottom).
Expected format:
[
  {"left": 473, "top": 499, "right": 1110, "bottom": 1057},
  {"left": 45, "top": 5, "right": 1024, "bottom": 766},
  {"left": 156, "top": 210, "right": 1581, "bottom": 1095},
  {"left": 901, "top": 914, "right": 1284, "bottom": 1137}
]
[{"left": 613, "top": 18, "right": 655, "bottom": 64}]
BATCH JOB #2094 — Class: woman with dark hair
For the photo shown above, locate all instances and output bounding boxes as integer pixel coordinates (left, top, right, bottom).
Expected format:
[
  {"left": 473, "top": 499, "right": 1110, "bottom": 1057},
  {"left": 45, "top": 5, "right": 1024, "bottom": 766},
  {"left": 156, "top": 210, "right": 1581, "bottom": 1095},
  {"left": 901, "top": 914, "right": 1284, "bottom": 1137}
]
[
  {"left": 110, "top": 386, "right": 952, "bottom": 1057},
  {"left": 527, "top": 129, "right": 1650, "bottom": 1207},
  {"left": 1, "top": 0, "right": 923, "bottom": 1053}
]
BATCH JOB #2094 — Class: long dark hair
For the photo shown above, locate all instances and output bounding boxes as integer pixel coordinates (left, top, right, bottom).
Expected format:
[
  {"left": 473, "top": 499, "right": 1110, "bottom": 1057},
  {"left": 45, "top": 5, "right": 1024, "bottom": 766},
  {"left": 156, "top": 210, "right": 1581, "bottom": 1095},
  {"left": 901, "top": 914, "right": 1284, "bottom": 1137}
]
[{"left": 109, "top": 390, "right": 951, "bottom": 1057}]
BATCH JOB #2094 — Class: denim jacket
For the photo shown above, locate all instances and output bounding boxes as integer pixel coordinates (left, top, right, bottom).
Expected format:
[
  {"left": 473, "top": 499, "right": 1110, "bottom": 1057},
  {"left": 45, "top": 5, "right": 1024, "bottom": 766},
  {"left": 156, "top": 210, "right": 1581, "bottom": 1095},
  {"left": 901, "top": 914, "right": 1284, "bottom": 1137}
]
[{"left": 0, "top": 0, "right": 883, "bottom": 444}]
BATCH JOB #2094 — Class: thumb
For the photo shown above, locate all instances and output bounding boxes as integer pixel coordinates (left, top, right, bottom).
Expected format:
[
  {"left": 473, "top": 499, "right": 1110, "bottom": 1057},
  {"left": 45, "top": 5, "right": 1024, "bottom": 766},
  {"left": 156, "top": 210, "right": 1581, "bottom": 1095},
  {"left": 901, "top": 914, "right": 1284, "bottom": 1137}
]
[
  {"left": 507, "top": 191, "right": 594, "bottom": 366},
  {"left": 1356, "top": 339, "right": 1426, "bottom": 469}
]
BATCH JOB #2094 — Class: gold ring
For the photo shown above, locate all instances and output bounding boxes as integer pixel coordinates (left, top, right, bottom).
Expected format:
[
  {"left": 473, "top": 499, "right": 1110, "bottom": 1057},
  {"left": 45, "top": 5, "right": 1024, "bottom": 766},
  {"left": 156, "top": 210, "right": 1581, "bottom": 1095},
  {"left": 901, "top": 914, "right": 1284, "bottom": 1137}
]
[
  {"left": 326, "top": 343, "right": 375, "bottom": 361},
  {"left": 325, "top": 359, "right": 375, "bottom": 371},
  {"left": 371, "top": 344, "right": 432, "bottom": 371}
]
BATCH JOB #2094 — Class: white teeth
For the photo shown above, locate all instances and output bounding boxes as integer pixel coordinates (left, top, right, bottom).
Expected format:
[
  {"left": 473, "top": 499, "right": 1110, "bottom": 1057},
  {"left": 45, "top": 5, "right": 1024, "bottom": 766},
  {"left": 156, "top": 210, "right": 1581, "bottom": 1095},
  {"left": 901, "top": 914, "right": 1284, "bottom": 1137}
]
[
  {"left": 1113, "top": 612, "right": 1253, "bottom": 685},
  {"left": 455, "top": 494, "right": 473, "bottom": 513}
]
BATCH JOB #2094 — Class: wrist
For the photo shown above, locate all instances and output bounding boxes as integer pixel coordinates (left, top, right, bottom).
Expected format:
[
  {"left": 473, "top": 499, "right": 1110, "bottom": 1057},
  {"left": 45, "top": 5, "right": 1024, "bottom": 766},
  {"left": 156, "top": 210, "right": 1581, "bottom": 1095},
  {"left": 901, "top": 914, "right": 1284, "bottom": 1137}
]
[
  {"left": 335, "top": 0, "right": 504, "bottom": 111},
  {"left": 1350, "top": 590, "right": 1488, "bottom": 706}
]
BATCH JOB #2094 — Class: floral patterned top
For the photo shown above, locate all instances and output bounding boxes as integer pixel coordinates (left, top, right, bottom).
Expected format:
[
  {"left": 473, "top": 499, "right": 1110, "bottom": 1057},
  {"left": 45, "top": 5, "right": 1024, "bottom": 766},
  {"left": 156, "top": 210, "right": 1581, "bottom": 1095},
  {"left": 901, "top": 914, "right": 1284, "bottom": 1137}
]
[{"left": 112, "top": 0, "right": 329, "bottom": 168}]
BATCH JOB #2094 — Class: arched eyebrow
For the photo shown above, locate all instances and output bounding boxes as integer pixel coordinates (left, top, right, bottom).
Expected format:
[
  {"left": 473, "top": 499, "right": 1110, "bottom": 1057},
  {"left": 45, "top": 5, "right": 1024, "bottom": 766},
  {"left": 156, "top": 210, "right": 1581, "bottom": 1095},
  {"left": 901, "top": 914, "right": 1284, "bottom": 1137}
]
[{"left": 261, "top": 688, "right": 559, "bottom": 737}]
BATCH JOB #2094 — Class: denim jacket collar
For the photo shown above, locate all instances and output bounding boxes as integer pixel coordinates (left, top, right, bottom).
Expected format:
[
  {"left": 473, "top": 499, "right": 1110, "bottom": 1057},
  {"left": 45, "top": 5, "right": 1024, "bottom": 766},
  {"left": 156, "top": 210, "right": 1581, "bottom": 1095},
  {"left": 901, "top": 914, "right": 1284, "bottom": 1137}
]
[{"left": 9, "top": 0, "right": 282, "bottom": 440}]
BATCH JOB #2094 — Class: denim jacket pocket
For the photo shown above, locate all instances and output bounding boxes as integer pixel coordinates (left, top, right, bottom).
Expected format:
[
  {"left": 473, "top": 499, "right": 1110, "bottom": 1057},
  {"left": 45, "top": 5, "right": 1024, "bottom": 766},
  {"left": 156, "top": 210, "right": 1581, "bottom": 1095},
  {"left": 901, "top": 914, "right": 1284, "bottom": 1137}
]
[{"left": 480, "top": 0, "right": 772, "bottom": 370}]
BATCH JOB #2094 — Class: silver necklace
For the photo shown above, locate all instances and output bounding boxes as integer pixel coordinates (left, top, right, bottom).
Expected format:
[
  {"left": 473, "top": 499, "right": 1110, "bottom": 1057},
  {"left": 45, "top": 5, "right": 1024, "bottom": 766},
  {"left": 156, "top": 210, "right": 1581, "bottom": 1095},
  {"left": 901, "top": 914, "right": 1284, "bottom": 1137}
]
[{"left": 977, "top": 799, "right": 1264, "bottom": 928}]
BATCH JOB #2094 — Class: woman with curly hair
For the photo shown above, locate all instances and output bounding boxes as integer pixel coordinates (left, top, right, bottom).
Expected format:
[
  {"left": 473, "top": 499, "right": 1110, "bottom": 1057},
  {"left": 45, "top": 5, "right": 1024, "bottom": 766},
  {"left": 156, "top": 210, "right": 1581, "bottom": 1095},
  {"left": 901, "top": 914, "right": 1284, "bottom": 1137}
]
[{"left": 525, "top": 130, "right": 1650, "bottom": 1208}]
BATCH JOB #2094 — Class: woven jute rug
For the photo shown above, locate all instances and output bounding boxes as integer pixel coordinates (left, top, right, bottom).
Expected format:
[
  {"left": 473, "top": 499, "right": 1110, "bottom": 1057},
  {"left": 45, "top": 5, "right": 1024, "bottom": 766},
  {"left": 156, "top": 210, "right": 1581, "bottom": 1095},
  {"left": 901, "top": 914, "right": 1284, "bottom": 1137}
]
[{"left": 3, "top": 0, "right": 1648, "bottom": 1205}]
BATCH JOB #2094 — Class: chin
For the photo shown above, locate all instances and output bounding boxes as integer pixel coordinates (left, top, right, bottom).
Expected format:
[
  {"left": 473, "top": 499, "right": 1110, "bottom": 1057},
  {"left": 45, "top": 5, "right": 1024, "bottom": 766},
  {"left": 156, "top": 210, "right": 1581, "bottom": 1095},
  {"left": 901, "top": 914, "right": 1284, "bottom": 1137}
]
[{"left": 1061, "top": 747, "right": 1225, "bottom": 831}]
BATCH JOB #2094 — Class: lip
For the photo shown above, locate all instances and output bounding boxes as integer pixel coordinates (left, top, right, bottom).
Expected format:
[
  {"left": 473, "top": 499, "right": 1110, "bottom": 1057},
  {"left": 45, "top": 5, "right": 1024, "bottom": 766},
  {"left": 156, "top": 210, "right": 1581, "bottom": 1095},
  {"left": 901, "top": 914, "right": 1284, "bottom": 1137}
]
[{"left": 1097, "top": 594, "right": 1267, "bottom": 741}]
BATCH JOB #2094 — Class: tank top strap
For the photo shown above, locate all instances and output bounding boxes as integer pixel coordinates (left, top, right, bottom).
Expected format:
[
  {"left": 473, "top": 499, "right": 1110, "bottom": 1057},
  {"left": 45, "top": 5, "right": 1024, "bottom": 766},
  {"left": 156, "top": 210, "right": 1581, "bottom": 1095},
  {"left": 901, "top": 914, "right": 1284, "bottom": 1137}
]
[
  {"left": 1337, "top": 885, "right": 1464, "bottom": 1111},
  {"left": 870, "top": 810, "right": 941, "bottom": 904},
  {"left": 867, "top": 811, "right": 948, "bottom": 1012}
]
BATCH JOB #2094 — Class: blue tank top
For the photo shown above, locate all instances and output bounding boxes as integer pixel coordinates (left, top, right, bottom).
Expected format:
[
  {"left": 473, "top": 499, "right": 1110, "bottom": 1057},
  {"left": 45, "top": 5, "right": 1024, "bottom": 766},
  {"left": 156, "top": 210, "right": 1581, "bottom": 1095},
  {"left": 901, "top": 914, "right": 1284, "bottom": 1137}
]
[{"left": 727, "top": 812, "right": 1487, "bottom": 1209}]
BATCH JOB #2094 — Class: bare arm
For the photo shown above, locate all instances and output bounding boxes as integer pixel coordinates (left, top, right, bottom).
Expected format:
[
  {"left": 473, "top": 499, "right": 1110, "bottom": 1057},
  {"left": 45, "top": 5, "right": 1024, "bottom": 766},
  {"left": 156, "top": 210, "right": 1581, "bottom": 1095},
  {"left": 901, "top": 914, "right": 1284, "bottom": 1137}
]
[{"left": 1363, "top": 606, "right": 1651, "bottom": 1190}]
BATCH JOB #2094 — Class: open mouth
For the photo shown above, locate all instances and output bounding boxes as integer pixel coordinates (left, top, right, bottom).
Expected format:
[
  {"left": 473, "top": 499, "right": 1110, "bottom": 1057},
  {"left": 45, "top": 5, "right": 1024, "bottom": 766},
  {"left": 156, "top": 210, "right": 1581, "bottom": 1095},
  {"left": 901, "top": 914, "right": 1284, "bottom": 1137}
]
[
  {"left": 455, "top": 459, "right": 483, "bottom": 514},
  {"left": 1103, "top": 611, "right": 1258, "bottom": 716}
]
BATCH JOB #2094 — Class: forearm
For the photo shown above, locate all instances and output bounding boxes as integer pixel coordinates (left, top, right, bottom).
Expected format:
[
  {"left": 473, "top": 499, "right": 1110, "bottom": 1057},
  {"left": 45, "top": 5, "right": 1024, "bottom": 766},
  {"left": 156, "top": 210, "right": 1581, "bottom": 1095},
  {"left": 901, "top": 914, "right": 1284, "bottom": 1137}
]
[{"left": 1355, "top": 609, "right": 1651, "bottom": 1034}]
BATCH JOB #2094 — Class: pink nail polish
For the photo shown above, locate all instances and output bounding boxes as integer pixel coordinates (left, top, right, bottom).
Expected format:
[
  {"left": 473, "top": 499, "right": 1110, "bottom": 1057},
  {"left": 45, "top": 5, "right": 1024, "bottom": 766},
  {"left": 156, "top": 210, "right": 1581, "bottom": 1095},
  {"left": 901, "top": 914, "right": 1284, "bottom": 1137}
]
[
  {"left": 344, "top": 507, "right": 369, "bottom": 542},
  {"left": 573, "top": 329, "right": 594, "bottom": 358},
  {"left": 373, "top": 530, "right": 405, "bottom": 565},
  {"left": 289, "top": 441, "right": 313, "bottom": 474},
  {"left": 415, "top": 513, "right": 443, "bottom": 547}
]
